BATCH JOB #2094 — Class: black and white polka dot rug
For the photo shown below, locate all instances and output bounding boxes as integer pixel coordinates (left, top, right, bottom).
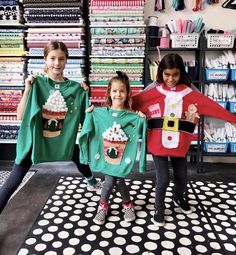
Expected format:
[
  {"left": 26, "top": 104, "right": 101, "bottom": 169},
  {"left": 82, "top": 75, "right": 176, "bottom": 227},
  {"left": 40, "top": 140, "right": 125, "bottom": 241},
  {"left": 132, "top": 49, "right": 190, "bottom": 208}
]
[{"left": 17, "top": 177, "right": 236, "bottom": 255}]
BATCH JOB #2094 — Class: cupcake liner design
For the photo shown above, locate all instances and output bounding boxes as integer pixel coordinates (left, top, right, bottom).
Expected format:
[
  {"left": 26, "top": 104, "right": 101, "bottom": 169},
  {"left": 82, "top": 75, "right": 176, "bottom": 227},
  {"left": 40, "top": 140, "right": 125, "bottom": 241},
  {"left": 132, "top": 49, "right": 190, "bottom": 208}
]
[
  {"left": 42, "top": 90, "right": 68, "bottom": 138},
  {"left": 102, "top": 122, "right": 128, "bottom": 165}
]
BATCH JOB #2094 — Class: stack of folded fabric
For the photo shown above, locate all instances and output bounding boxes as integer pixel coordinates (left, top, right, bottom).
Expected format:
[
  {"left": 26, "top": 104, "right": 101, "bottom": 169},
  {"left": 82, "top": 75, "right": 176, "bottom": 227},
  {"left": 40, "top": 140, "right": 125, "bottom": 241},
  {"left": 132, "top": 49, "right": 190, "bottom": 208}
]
[
  {"left": 0, "top": 0, "right": 24, "bottom": 25},
  {"left": 89, "top": 0, "right": 146, "bottom": 106},
  {"left": 0, "top": 59, "right": 24, "bottom": 141},
  {"left": 23, "top": 0, "right": 83, "bottom": 26},
  {"left": 22, "top": 0, "right": 86, "bottom": 82},
  {"left": 0, "top": 29, "right": 26, "bottom": 56},
  {"left": 0, "top": 1, "right": 26, "bottom": 142}
]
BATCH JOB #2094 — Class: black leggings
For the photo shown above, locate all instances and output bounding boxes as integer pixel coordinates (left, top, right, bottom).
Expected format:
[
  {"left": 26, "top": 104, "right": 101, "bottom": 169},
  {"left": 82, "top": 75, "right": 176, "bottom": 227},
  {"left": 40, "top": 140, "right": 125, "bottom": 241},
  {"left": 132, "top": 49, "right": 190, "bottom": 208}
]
[
  {"left": 0, "top": 145, "right": 92, "bottom": 214},
  {"left": 152, "top": 155, "right": 188, "bottom": 210}
]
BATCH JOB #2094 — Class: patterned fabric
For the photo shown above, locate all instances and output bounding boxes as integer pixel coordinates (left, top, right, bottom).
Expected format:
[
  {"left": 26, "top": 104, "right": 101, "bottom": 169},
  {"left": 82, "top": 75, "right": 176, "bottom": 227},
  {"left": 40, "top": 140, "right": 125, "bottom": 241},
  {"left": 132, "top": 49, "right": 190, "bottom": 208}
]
[
  {"left": 90, "top": 0, "right": 145, "bottom": 5},
  {"left": 29, "top": 48, "right": 85, "bottom": 57},
  {"left": 90, "top": 58, "right": 143, "bottom": 64},
  {"left": 0, "top": 0, "right": 17, "bottom": 5},
  {"left": 91, "top": 27, "right": 145, "bottom": 35},
  {"left": 0, "top": 3, "right": 24, "bottom": 24},
  {"left": 24, "top": 8, "right": 83, "bottom": 23},
  {"left": 22, "top": 0, "right": 82, "bottom": 3},
  {"left": 91, "top": 46, "right": 145, "bottom": 57}
]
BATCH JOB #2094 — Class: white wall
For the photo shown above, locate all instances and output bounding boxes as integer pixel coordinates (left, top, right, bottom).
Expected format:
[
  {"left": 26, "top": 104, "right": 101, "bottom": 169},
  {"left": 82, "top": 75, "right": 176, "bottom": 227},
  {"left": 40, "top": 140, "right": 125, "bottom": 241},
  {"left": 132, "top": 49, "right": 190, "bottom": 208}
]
[{"left": 144, "top": 0, "right": 236, "bottom": 31}]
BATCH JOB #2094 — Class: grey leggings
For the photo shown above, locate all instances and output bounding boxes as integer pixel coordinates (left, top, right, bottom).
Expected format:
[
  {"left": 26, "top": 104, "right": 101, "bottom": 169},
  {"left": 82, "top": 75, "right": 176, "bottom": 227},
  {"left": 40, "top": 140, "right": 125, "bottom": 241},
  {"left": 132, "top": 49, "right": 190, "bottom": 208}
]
[
  {"left": 101, "top": 175, "right": 130, "bottom": 204},
  {"left": 153, "top": 155, "right": 188, "bottom": 210}
]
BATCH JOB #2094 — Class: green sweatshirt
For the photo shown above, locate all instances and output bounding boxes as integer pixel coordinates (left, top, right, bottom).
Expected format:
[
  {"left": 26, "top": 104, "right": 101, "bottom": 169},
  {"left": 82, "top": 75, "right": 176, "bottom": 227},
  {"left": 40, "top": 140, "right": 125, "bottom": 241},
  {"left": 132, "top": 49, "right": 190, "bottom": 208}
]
[
  {"left": 15, "top": 75, "right": 89, "bottom": 164},
  {"left": 79, "top": 108, "right": 147, "bottom": 178}
]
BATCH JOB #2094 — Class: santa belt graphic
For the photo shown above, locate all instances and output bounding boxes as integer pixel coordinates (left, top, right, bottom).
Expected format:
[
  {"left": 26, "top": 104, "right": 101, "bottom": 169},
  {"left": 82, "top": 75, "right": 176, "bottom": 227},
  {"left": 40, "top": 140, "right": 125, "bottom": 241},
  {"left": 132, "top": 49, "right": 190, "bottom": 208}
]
[{"left": 148, "top": 117, "right": 196, "bottom": 134}]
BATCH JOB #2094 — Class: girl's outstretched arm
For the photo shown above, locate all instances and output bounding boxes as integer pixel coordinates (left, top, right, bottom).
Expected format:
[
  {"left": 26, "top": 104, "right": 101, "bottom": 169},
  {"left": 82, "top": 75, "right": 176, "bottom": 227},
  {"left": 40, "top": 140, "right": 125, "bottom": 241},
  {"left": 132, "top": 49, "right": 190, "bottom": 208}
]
[
  {"left": 17, "top": 75, "right": 35, "bottom": 120},
  {"left": 136, "top": 110, "right": 146, "bottom": 118}
]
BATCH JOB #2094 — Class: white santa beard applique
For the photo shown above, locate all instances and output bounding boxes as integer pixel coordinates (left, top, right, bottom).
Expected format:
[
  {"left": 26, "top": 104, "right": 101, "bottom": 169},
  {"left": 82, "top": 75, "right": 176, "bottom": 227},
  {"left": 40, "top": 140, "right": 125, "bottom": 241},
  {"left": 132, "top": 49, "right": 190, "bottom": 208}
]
[{"left": 157, "top": 86, "right": 192, "bottom": 149}]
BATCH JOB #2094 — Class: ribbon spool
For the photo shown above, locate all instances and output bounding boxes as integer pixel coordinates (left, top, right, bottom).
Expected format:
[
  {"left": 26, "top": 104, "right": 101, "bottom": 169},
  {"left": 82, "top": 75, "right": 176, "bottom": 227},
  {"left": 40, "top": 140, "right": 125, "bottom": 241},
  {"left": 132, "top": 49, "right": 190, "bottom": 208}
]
[
  {"left": 148, "top": 16, "right": 159, "bottom": 37},
  {"left": 148, "top": 16, "right": 159, "bottom": 27},
  {"left": 159, "top": 28, "right": 170, "bottom": 48}
]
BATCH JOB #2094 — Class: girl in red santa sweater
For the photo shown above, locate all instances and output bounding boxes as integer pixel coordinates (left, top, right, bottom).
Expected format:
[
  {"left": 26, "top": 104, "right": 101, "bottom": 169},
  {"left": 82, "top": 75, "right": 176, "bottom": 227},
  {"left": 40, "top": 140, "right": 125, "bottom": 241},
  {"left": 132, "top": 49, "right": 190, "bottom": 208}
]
[{"left": 132, "top": 53, "right": 236, "bottom": 227}]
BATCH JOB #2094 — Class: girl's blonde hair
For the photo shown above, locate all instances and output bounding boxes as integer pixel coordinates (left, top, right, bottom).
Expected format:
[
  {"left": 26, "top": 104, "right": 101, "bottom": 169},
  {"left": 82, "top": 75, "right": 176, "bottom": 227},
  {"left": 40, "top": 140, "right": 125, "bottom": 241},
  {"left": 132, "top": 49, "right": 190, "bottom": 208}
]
[
  {"left": 43, "top": 40, "right": 69, "bottom": 75},
  {"left": 104, "top": 71, "right": 132, "bottom": 110}
]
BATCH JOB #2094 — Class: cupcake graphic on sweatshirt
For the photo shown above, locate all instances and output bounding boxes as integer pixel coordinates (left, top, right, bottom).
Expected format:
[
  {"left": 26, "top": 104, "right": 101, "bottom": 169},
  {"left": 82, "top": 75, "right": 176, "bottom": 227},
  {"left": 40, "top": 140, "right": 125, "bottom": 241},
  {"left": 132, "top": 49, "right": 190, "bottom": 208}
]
[
  {"left": 42, "top": 90, "right": 68, "bottom": 138},
  {"left": 102, "top": 122, "right": 128, "bottom": 165}
]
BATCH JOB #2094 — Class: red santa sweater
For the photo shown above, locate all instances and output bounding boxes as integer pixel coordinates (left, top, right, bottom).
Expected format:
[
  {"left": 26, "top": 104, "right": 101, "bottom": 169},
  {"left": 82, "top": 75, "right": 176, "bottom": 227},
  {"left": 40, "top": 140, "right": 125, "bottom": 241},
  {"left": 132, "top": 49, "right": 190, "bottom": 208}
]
[{"left": 132, "top": 83, "right": 236, "bottom": 157}]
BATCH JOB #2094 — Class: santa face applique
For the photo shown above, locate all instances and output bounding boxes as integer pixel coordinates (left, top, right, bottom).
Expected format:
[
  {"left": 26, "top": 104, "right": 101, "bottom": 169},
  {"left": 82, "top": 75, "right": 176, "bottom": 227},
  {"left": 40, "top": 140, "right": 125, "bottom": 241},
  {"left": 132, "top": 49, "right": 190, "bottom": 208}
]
[
  {"left": 42, "top": 90, "right": 68, "bottom": 138},
  {"left": 102, "top": 122, "right": 128, "bottom": 165}
]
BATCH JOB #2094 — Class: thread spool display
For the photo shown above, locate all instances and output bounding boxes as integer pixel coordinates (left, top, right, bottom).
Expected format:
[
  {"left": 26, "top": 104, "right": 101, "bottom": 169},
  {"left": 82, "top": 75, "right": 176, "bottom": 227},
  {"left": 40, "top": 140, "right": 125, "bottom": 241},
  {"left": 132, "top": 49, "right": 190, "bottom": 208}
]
[
  {"left": 148, "top": 16, "right": 159, "bottom": 37},
  {"left": 159, "top": 27, "right": 170, "bottom": 48},
  {"left": 148, "top": 16, "right": 158, "bottom": 27}
]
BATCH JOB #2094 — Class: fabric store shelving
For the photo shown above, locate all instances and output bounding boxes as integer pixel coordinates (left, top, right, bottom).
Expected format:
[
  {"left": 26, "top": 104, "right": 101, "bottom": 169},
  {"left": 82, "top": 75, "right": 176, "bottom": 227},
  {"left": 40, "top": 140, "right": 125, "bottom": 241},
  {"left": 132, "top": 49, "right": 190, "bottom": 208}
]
[
  {"left": 199, "top": 35, "right": 236, "bottom": 172},
  {"left": 23, "top": 0, "right": 87, "bottom": 83},
  {"left": 0, "top": 0, "right": 88, "bottom": 148},
  {"left": 88, "top": 0, "right": 146, "bottom": 106},
  {"left": 0, "top": 0, "right": 26, "bottom": 144}
]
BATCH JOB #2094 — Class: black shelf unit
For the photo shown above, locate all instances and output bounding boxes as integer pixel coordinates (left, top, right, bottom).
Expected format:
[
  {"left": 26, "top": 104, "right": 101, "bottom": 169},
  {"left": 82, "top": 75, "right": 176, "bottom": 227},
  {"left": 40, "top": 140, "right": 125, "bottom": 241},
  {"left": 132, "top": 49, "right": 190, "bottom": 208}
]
[
  {"left": 144, "top": 29, "right": 203, "bottom": 89},
  {"left": 199, "top": 36, "right": 236, "bottom": 172}
]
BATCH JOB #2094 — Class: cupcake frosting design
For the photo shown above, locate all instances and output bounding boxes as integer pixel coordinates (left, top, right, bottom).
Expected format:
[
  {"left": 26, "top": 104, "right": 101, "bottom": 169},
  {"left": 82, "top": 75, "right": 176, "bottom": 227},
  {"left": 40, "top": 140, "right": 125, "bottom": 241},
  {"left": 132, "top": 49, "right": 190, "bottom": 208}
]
[
  {"left": 102, "top": 122, "right": 128, "bottom": 142},
  {"left": 103, "top": 122, "right": 128, "bottom": 165},
  {"left": 43, "top": 90, "right": 68, "bottom": 113},
  {"left": 42, "top": 90, "right": 68, "bottom": 138}
]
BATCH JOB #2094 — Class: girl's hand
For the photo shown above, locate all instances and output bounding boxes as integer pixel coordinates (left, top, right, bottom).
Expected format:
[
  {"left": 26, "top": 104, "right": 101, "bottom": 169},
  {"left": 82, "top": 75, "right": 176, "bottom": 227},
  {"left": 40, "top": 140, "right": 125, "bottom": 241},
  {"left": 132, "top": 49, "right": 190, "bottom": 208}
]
[
  {"left": 24, "top": 75, "right": 35, "bottom": 92},
  {"left": 85, "top": 105, "right": 94, "bottom": 112},
  {"left": 231, "top": 122, "right": 236, "bottom": 128},
  {"left": 136, "top": 111, "right": 146, "bottom": 118},
  {"left": 81, "top": 82, "right": 89, "bottom": 91}
]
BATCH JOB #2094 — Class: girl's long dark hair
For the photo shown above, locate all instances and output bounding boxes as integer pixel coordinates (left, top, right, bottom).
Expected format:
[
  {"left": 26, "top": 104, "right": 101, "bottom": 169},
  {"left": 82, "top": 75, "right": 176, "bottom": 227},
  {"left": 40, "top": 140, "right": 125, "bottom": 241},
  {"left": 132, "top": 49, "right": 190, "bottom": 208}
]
[
  {"left": 104, "top": 71, "right": 132, "bottom": 109},
  {"left": 157, "top": 53, "right": 192, "bottom": 86}
]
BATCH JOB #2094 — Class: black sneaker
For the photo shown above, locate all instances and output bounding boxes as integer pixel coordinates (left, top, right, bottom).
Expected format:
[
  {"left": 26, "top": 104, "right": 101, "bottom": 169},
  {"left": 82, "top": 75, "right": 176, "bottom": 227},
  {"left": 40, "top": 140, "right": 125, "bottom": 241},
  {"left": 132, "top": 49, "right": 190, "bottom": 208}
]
[
  {"left": 151, "top": 209, "right": 165, "bottom": 227},
  {"left": 174, "top": 197, "right": 192, "bottom": 214}
]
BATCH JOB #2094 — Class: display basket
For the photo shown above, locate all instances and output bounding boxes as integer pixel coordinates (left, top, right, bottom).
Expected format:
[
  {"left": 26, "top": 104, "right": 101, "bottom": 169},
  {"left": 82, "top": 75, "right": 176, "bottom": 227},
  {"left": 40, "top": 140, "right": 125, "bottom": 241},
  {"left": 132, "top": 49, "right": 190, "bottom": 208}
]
[
  {"left": 216, "top": 100, "right": 227, "bottom": 109},
  {"left": 230, "top": 69, "right": 236, "bottom": 81},
  {"left": 228, "top": 102, "right": 236, "bottom": 113},
  {"left": 171, "top": 33, "right": 199, "bottom": 48},
  {"left": 204, "top": 142, "right": 228, "bottom": 153},
  {"left": 228, "top": 142, "right": 236, "bottom": 153},
  {"left": 205, "top": 68, "right": 230, "bottom": 81},
  {"left": 207, "top": 34, "right": 235, "bottom": 48}
]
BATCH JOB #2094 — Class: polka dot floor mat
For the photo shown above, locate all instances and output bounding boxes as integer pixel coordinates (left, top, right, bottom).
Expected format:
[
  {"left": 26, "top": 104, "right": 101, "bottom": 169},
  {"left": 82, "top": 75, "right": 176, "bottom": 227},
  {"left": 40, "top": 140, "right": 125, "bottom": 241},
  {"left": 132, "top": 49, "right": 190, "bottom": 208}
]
[{"left": 17, "top": 177, "right": 236, "bottom": 255}]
